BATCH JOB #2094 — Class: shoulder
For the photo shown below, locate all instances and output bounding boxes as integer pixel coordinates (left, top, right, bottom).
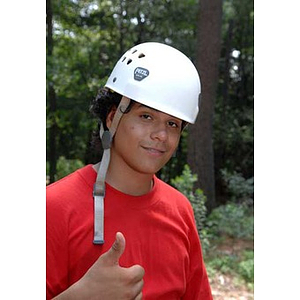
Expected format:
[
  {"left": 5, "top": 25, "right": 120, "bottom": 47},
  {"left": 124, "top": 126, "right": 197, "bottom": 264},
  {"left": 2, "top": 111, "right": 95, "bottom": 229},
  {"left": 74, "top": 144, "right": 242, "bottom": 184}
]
[
  {"left": 47, "top": 164, "right": 96, "bottom": 209},
  {"left": 155, "top": 176, "right": 188, "bottom": 199},
  {"left": 47, "top": 164, "right": 95, "bottom": 192},
  {"left": 154, "top": 177, "right": 198, "bottom": 236},
  {"left": 154, "top": 176, "right": 193, "bottom": 212}
]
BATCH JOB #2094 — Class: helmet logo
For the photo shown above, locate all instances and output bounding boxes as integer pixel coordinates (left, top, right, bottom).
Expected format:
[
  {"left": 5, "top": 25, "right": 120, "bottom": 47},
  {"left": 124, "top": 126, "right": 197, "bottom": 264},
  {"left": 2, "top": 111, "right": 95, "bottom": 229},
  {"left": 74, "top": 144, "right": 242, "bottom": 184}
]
[{"left": 134, "top": 67, "right": 149, "bottom": 81}]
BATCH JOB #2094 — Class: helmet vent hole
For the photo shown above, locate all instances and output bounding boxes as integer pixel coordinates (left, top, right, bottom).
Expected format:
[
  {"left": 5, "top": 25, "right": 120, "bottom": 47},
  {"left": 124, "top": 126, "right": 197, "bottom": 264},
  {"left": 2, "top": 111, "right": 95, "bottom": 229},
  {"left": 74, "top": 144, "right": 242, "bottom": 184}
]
[
  {"left": 113, "top": 77, "right": 117, "bottom": 83},
  {"left": 138, "top": 53, "right": 145, "bottom": 58},
  {"left": 132, "top": 50, "right": 137, "bottom": 54},
  {"left": 127, "top": 59, "right": 132, "bottom": 65},
  {"left": 121, "top": 56, "right": 126, "bottom": 62}
]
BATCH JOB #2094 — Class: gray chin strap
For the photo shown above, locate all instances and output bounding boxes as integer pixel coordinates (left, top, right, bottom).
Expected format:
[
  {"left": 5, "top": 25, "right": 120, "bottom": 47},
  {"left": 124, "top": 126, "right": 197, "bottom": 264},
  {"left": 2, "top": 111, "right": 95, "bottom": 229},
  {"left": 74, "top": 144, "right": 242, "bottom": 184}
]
[{"left": 93, "top": 96, "right": 131, "bottom": 244}]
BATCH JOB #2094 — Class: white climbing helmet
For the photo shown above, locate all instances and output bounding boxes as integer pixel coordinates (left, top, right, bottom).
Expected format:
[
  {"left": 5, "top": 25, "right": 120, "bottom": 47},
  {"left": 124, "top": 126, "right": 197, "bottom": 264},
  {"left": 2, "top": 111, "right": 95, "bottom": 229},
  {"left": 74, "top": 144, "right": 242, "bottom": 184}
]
[{"left": 105, "top": 42, "right": 201, "bottom": 124}]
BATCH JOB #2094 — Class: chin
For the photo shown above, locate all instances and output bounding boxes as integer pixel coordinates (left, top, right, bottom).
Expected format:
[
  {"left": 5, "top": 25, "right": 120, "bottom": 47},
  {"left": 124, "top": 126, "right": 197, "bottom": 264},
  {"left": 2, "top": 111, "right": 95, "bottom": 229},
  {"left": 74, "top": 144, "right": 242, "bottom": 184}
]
[
  {"left": 141, "top": 161, "right": 169, "bottom": 175},
  {"left": 128, "top": 161, "right": 163, "bottom": 176}
]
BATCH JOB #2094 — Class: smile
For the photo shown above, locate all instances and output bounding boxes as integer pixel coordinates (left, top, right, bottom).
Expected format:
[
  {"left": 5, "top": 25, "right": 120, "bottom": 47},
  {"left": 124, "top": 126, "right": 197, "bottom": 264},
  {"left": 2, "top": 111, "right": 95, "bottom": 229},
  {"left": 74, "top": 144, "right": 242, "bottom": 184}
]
[{"left": 142, "top": 146, "right": 166, "bottom": 155}]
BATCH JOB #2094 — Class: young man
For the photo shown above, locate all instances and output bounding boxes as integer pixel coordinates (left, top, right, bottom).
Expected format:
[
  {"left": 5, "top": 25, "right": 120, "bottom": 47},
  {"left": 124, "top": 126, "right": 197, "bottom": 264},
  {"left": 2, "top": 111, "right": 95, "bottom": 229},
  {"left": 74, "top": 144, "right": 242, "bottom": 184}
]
[{"left": 47, "top": 42, "right": 213, "bottom": 299}]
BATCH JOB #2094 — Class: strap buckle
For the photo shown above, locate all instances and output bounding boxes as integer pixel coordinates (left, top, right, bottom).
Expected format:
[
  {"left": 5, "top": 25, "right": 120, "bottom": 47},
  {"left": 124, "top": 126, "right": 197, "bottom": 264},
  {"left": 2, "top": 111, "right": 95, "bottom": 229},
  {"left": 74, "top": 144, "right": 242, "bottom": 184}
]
[{"left": 101, "top": 130, "right": 112, "bottom": 150}]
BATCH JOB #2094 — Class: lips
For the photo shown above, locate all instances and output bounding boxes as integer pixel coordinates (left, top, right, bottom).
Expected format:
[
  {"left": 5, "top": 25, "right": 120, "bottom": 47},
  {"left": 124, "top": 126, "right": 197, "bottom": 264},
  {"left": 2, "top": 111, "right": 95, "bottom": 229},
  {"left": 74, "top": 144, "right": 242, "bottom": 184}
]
[{"left": 142, "top": 146, "right": 166, "bottom": 155}]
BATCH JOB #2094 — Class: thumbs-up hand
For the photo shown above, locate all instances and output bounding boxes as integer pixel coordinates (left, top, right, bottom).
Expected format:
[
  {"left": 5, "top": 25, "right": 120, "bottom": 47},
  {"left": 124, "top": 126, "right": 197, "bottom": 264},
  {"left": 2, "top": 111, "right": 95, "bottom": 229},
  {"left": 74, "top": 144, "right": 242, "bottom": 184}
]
[
  {"left": 84, "top": 232, "right": 145, "bottom": 299},
  {"left": 54, "top": 232, "right": 145, "bottom": 300}
]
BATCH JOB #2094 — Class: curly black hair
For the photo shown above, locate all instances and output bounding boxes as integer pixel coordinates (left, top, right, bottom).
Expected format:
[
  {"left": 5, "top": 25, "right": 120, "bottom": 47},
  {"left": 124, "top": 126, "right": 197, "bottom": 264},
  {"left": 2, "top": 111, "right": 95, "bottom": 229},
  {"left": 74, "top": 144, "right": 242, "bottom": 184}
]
[
  {"left": 89, "top": 87, "right": 134, "bottom": 152},
  {"left": 90, "top": 87, "right": 122, "bottom": 129}
]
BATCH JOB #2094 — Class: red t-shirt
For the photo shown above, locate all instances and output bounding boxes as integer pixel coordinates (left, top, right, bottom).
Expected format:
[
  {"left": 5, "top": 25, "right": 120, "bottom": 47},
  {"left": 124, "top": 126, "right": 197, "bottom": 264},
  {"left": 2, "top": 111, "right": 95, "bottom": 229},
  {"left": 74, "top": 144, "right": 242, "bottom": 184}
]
[{"left": 46, "top": 165, "right": 212, "bottom": 299}]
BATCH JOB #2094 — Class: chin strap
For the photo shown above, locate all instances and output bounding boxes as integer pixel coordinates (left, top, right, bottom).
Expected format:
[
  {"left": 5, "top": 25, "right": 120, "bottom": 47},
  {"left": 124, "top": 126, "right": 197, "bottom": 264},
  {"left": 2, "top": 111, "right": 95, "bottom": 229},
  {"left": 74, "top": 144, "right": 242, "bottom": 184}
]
[{"left": 93, "top": 96, "right": 131, "bottom": 244}]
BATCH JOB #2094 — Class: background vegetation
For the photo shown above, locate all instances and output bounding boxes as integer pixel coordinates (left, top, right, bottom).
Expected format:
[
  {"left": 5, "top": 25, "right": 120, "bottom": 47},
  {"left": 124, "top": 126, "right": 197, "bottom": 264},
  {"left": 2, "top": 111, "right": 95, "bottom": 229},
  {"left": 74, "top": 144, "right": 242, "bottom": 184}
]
[{"left": 47, "top": 0, "right": 253, "bottom": 295}]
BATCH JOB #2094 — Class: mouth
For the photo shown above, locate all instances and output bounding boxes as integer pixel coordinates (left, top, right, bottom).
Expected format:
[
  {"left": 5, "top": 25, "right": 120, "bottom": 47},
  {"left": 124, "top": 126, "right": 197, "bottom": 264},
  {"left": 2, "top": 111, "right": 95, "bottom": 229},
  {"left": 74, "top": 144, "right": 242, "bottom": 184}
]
[{"left": 142, "top": 146, "right": 166, "bottom": 155}]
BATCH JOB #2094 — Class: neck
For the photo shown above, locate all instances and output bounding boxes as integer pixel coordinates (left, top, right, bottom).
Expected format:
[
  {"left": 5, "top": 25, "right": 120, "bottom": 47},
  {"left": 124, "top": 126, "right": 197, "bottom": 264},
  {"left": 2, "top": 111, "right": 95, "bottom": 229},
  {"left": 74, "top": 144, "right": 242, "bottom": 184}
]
[
  {"left": 93, "top": 162, "right": 154, "bottom": 196},
  {"left": 107, "top": 169, "right": 153, "bottom": 196}
]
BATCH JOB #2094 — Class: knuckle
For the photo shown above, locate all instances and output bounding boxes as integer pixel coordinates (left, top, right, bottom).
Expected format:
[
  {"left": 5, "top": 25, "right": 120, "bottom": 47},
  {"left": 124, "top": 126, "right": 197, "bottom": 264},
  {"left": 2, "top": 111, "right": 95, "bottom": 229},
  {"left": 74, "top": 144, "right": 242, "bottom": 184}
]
[
  {"left": 127, "top": 271, "right": 138, "bottom": 283},
  {"left": 133, "top": 264, "right": 145, "bottom": 275}
]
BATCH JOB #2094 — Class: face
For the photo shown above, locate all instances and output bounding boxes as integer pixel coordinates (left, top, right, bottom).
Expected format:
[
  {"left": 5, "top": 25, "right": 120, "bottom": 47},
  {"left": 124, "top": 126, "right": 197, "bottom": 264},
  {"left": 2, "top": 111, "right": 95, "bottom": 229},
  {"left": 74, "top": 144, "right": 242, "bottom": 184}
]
[{"left": 107, "top": 103, "right": 182, "bottom": 176}]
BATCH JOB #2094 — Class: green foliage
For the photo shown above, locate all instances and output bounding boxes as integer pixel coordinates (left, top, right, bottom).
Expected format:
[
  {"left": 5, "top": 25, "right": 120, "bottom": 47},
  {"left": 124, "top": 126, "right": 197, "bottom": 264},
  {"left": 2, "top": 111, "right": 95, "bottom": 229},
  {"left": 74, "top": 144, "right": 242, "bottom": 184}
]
[
  {"left": 171, "top": 165, "right": 207, "bottom": 232},
  {"left": 238, "top": 250, "right": 254, "bottom": 283},
  {"left": 47, "top": 156, "right": 84, "bottom": 183},
  {"left": 206, "top": 249, "right": 254, "bottom": 284},
  {"left": 171, "top": 165, "right": 210, "bottom": 253},
  {"left": 204, "top": 177, "right": 254, "bottom": 286},
  {"left": 56, "top": 156, "right": 84, "bottom": 180},
  {"left": 214, "top": 0, "right": 254, "bottom": 198},
  {"left": 221, "top": 169, "right": 254, "bottom": 204},
  {"left": 207, "top": 203, "right": 253, "bottom": 240},
  {"left": 208, "top": 254, "right": 239, "bottom": 275},
  {"left": 214, "top": 104, "right": 254, "bottom": 177}
]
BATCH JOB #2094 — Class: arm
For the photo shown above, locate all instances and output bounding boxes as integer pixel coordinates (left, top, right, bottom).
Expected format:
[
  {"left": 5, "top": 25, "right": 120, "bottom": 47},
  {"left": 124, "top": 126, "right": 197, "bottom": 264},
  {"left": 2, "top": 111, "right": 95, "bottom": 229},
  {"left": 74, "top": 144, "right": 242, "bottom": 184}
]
[{"left": 183, "top": 208, "right": 213, "bottom": 300}]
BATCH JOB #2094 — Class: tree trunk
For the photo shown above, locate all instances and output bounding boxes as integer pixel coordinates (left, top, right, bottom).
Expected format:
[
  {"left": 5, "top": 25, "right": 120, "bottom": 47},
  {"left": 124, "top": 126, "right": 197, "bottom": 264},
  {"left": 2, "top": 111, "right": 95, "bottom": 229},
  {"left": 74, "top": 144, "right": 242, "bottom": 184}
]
[
  {"left": 187, "top": 0, "right": 222, "bottom": 212},
  {"left": 215, "top": 19, "right": 234, "bottom": 202},
  {"left": 47, "top": 0, "right": 57, "bottom": 183}
]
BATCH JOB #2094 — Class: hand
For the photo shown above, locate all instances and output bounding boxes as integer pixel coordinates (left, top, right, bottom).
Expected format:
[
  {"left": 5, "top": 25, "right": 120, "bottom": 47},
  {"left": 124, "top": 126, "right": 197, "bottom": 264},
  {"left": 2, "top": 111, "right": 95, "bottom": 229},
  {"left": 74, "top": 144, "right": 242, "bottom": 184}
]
[{"left": 54, "top": 232, "right": 145, "bottom": 300}]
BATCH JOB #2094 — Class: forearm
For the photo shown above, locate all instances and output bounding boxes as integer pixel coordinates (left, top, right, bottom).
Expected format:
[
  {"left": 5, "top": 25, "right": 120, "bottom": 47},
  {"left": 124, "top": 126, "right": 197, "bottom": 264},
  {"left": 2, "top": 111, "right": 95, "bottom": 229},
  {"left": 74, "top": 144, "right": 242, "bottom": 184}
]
[{"left": 52, "top": 279, "right": 87, "bottom": 300}]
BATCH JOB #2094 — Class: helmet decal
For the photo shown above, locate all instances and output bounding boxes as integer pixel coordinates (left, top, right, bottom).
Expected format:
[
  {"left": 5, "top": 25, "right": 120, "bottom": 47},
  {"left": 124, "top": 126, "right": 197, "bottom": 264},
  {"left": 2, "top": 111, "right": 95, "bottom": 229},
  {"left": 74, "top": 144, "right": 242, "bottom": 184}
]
[{"left": 134, "top": 67, "right": 150, "bottom": 81}]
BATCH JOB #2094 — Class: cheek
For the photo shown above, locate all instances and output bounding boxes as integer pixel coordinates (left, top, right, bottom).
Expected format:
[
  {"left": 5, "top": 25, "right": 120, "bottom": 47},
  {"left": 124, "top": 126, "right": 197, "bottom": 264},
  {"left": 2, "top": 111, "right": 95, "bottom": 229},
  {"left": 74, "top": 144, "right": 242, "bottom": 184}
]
[
  {"left": 126, "top": 124, "right": 145, "bottom": 138},
  {"left": 114, "top": 124, "right": 140, "bottom": 147},
  {"left": 170, "top": 134, "right": 181, "bottom": 148}
]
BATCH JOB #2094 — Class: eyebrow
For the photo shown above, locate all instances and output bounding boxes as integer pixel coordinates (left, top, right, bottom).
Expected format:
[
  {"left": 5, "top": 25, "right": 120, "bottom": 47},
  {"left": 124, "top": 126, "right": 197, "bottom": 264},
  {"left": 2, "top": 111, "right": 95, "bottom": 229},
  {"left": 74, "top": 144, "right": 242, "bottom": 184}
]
[
  {"left": 136, "top": 103, "right": 158, "bottom": 112},
  {"left": 135, "top": 103, "right": 186, "bottom": 129},
  {"left": 136, "top": 103, "right": 184, "bottom": 120},
  {"left": 136, "top": 103, "right": 177, "bottom": 118}
]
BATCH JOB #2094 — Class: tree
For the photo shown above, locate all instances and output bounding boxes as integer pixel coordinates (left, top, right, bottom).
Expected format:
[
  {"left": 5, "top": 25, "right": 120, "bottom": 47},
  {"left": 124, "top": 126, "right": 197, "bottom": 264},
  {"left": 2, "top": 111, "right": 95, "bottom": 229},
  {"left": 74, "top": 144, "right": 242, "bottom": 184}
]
[
  {"left": 187, "top": 0, "right": 223, "bottom": 212},
  {"left": 46, "top": 0, "right": 57, "bottom": 183},
  {"left": 214, "top": 0, "right": 254, "bottom": 204}
]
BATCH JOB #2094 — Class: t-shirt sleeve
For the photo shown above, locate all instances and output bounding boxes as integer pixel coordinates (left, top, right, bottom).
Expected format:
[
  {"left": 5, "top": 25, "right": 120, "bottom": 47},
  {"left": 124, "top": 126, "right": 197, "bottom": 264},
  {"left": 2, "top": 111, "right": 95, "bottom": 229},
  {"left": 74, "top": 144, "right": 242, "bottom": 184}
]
[
  {"left": 46, "top": 186, "right": 69, "bottom": 299},
  {"left": 183, "top": 205, "right": 213, "bottom": 300}
]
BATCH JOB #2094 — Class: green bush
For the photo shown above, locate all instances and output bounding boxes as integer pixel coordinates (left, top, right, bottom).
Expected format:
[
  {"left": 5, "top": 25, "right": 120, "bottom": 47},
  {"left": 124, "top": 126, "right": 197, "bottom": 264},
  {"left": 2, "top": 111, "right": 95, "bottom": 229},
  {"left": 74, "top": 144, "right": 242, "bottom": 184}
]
[
  {"left": 221, "top": 168, "right": 254, "bottom": 205},
  {"left": 207, "top": 202, "right": 254, "bottom": 240},
  {"left": 206, "top": 250, "right": 254, "bottom": 284},
  {"left": 171, "top": 165, "right": 210, "bottom": 253},
  {"left": 208, "top": 254, "right": 239, "bottom": 275},
  {"left": 47, "top": 156, "right": 84, "bottom": 182},
  {"left": 238, "top": 254, "right": 254, "bottom": 283},
  {"left": 56, "top": 156, "right": 84, "bottom": 180}
]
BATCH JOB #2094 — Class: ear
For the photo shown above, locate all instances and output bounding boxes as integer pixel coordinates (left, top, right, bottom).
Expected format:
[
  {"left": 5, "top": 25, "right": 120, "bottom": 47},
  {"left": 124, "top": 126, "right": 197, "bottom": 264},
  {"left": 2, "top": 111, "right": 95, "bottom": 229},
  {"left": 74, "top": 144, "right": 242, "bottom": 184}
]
[{"left": 106, "top": 107, "right": 117, "bottom": 129}]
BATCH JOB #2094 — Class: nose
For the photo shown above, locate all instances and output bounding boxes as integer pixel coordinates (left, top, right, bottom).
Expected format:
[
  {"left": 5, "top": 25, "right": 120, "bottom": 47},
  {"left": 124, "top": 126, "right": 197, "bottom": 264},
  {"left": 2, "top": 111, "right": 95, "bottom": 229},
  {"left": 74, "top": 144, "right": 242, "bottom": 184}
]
[{"left": 150, "top": 125, "right": 168, "bottom": 142}]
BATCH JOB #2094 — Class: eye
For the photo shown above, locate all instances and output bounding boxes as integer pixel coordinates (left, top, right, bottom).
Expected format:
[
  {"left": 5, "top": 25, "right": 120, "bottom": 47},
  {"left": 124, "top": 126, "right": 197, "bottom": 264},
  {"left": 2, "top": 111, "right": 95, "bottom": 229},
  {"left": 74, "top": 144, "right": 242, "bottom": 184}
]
[
  {"left": 141, "top": 114, "right": 152, "bottom": 120},
  {"left": 168, "top": 121, "right": 180, "bottom": 128}
]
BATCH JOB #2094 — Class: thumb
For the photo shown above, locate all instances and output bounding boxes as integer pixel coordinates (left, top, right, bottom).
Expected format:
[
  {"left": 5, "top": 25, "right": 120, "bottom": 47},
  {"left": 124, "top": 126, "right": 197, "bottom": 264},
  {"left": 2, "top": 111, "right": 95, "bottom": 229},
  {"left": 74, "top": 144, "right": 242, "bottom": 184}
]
[{"left": 102, "top": 232, "right": 126, "bottom": 266}]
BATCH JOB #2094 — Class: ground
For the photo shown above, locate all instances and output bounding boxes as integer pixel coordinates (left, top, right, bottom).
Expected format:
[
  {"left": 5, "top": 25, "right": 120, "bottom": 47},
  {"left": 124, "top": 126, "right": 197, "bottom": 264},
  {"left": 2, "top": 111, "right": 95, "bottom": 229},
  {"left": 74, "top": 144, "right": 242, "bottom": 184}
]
[
  {"left": 208, "top": 238, "right": 254, "bottom": 300},
  {"left": 210, "top": 273, "right": 254, "bottom": 300}
]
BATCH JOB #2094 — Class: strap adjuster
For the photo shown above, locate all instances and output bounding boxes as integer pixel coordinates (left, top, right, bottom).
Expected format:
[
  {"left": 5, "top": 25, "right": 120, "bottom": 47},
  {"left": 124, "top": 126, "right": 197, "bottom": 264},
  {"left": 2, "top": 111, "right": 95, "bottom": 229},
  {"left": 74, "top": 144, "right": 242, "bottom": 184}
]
[
  {"left": 101, "top": 130, "right": 112, "bottom": 149},
  {"left": 93, "top": 183, "right": 105, "bottom": 197}
]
